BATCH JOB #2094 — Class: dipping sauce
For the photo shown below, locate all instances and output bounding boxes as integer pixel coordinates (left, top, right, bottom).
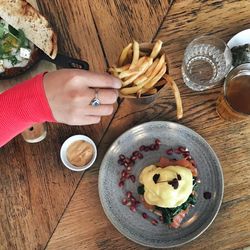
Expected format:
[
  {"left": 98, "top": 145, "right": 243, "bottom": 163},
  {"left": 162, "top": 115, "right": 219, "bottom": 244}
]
[{"left": 66, "top": 140, "right": 94, "bottom": 167}]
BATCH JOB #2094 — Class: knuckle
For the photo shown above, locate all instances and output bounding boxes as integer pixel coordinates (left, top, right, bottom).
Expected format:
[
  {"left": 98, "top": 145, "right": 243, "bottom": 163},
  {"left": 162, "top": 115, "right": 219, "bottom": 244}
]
[
  {"left": 101, "top": 105, "right": 113, "bottom": 115},
  {"left": 110, "top": 91, "right": 118, "bottom": 103}
]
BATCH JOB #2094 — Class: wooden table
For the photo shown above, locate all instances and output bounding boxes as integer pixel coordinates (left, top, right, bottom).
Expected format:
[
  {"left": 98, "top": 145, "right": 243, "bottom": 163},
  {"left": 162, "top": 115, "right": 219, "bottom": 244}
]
[{"left": 1, "top": 1, "right": 250, "bottom": 249}]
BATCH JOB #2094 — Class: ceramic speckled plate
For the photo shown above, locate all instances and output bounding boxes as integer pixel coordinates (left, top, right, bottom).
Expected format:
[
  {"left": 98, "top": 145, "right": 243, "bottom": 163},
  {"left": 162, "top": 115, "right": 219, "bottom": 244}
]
[{"left": 98, "top": 121, "right": 224, "bottom": 248}]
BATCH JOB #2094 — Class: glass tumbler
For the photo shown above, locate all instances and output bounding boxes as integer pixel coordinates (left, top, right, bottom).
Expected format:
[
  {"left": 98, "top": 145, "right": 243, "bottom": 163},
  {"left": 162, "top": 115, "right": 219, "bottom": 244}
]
[
  {"left": 21, "top": 123, "right": 47, "bottom": 143},
  {"left": 182, "top": 35, "right": 232, "bottom": 91},
  {"left": 216, "top": 63, "right": 250, "bottom": 121}
]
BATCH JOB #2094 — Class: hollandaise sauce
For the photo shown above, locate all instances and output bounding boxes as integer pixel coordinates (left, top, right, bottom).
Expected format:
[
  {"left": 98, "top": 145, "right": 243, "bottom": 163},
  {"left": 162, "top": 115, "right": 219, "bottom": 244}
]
[
  {"left": 139, "top": 165, "right": 193, "bottom": 208},
  {"left": 138, "top": 164, "right": 198, "bottom": 226}
]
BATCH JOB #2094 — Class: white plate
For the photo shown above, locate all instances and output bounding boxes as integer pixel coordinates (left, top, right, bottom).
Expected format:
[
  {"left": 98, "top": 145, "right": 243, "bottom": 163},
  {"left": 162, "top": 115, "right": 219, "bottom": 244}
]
[{"left": 227, "top": 29, "right": 250, "bottom": 48}]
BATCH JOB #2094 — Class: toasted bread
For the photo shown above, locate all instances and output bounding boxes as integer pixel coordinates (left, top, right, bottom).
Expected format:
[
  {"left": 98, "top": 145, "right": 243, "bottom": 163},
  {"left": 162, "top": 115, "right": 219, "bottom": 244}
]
[{"left": 0, "top": 0, "right": 57, "bottom": 59}]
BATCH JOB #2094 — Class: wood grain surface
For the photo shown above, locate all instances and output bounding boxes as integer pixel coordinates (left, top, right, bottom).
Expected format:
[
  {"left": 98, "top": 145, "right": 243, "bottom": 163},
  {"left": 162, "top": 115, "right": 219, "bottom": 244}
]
[
  {"left": 45, "top": 0, "right": 250, "bottom": 250},
  {"left": 0, "top": 1, "right": 170, "bottom": 250}
]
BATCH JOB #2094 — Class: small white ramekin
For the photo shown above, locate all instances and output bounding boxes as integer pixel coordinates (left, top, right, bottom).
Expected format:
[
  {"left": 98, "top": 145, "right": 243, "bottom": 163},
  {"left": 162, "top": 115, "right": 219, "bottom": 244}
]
[{"left": 60, "top": 135, "right": 97, "bottom": 172}]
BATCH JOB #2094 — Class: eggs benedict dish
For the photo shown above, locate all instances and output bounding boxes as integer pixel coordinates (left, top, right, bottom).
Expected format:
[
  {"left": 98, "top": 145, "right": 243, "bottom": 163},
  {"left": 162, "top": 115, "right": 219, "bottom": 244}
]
[
  {"left": 139, "top": 165, "right": 193, "bottom": 208},
  {"left": 138, "top": 157, "right": 198, "bottom": 228}
]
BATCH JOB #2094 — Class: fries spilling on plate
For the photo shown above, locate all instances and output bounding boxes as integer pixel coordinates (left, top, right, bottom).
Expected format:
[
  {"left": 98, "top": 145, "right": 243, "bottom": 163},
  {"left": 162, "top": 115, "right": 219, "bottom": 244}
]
[{"left": 109, "top": 40, "right": 183, "bottom": 119}]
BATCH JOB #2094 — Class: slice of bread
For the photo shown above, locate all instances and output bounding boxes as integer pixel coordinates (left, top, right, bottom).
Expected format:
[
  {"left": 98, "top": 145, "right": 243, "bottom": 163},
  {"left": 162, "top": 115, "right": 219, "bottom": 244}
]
[{"left": 0, "top": 0, "right": 57, "bottom": 59}]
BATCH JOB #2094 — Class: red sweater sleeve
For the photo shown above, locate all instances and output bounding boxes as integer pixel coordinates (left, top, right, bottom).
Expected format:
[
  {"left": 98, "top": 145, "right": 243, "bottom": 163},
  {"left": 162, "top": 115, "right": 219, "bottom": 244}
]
[{"left": 0, "top": 73, "right": 56, "bottom": 147}]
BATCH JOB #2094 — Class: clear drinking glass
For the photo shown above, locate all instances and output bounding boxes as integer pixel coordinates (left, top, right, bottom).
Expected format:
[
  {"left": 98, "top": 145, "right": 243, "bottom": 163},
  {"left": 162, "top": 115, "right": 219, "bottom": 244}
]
[
  {"left": 182, "top": 35, "right": 232, "bottom": 91},
  {"left": 21, "top": 123, "right": 47, "bottom": 143}
]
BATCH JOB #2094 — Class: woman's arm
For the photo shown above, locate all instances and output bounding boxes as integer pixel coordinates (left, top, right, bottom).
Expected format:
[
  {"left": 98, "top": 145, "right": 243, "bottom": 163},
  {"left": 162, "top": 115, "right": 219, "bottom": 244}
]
[
  {"left": 0, "top": 73, "right": 55, "bottom": 147},
  {"left": 0, "top": 69, "right": 121, "bottom": 147}
]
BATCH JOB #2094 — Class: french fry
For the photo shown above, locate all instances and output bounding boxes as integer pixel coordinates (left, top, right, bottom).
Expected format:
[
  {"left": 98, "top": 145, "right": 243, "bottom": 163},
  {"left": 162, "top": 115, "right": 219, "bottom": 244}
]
[
  {"left": 109, "top": 39, "right": 183, "bottom": 119},
  {"left": 140, "top": 88, "right": 158, "bottom": 95},
  {"left": 134, "top": 58, "right": 159, "bottom": 85},
  {"left": 134, "top": 56, "right": 166, "bottom": 88},
  {"left": 110, "top": 64, "right": 130, "bottom": 73},
  {"left": 119, "top": 56, "right": 146, "bottom": 79},
  {"left": 122, "top": 57, "right": 153, "bottom": 86},
  {"left": 118, "top": 43, "right": 132, "bottom": 66},
  {"left": 163, "top": 74, "right": 183, "bottom": 119},
  {"left": 144, "top": 64, "right": 167, "bottom": 89},
  {"left": 150, "top": 40, "right": 162, "bottom": 59},
  {"left": 120, "top": 84, "right": 143, "bottom": 95},
  {"left": 129, "top": 40, "right": 140, "bottom": 69}
]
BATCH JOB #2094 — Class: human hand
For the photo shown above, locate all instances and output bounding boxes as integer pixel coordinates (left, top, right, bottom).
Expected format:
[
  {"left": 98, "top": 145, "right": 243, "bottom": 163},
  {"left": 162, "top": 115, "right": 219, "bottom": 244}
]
[{"left": 43, "top": 69, "right": 121, "bottom": 125}]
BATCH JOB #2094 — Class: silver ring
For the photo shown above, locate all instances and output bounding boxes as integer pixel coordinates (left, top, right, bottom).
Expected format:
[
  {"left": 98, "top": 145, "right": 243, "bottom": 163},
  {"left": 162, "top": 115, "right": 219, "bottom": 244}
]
[{"left": 90, "top": 89, "right": 101, "bottom": 107}]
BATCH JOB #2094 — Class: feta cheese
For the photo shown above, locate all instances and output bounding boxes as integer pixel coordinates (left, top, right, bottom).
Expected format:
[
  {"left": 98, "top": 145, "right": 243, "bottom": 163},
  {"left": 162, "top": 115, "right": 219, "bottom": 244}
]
[
  {"left": 0, "top": 59, "right": 3, "bottom": 65},
  {"left": 20, "top": 48, "right": 31, "bottom": 59}
]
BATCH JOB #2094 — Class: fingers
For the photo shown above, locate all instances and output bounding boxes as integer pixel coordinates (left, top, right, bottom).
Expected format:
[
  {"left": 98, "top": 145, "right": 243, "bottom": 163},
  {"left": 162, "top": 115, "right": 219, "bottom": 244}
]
[
  {"left": 73, "top": 70, "right": 122, "bottom": 89},
  {"left": 67, "top": 115, "right": 101, "bottom": 126},
  {"left": 64, "top": 105, "right": 114, "bottom": 125},
  {"left": 85, "top": 104, "right": 114, "bottom": 116},
  {"left": 88, "top": 88, "right": 118, "bottom": 105}
]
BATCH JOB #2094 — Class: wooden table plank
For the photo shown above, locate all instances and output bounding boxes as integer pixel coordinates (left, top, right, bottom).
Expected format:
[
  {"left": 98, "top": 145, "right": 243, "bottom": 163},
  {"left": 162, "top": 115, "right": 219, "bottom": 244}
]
[
  {"left": 89, "top": 0, "right": 170, "bottom": 66},
  {"left": 0, "top": 1, "right": 109, "bottom": 250},
  {"left": 45, "top": 0, "right": 250, "bottom": 249},
  {"left": 0, "top": 1, "right": 171, "bottom": 250}
]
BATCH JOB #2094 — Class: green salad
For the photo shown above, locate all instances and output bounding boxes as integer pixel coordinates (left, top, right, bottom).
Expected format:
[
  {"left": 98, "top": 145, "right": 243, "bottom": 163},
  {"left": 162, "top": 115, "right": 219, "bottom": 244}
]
[{"left": 0, "top": 19, "right": 31, "bottom": 70}]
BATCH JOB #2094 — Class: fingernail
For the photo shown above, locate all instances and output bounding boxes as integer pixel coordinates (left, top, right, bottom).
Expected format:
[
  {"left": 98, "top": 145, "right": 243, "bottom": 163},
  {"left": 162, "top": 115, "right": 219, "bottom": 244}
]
[{"left": 113, "top": 78, "right": 122, "bottom": 89}]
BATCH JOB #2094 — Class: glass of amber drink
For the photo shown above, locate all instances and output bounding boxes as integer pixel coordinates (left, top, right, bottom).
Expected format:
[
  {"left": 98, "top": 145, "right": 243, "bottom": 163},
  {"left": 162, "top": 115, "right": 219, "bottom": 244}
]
[
  {"left": 216, "top": 63, "right": 250, "bottom": 121},
  {"left": 21, "top": 123, "right": 47, "bottom": 143}
]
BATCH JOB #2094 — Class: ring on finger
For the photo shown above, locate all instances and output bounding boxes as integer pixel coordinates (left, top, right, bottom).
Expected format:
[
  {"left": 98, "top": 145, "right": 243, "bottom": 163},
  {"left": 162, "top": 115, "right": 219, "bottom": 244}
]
[{"left": 90, "top": 88, "right": 101, "bottom": 107}]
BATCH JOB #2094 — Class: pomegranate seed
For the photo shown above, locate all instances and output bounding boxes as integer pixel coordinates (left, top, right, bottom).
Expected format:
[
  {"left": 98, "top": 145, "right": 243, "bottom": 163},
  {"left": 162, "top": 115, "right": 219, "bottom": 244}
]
[
  {"left": 133, "top": 151, "right": 140, "bottom": 156},
  {"left": 130, "top": 197, "right": 136, "bottom": 204},
  {"left": 183, "top": 150, "right": 190, "bottom": 155},
  {"left": 138, "top": 153, "right": 143, "bottom": 159},
  {"left": 178, "top": 146, "right": 188, "bottom": 153},
  {"left": 118, "top": 181, "right": 124, "bottom": 187},
  {"left": 142, "top": 212, "right": 148, "bottom": 219},
  {"left": 125, "top": 158, "right": 131, "bottom": 164},
  {"left": 139, "top": 145, "right": 145, "bottom": 151},
  {"left": 166, "top": 148, "right": 173, "bottom": 155},
  {"left": 122, "top": 198, "right": 128, "bottom": 205},
  {"left": 125, "top": 172, "right": 130, "bottom": 178},
  {"left": 118, "top": 159, "right": 124, "bottom": 165},
  {"left": 129, "top": 175, "right": 136, "bottom": 183},
  {"left": 154, "top": 144, "right": 160, "bottom": 150},
  {"left": 151, "top": 219, "right": 158, "bottom": 225},
  {"left": 130, "top": 156, "right": 137, "bottom": 161},
  {"left": 126, "top": 166, "right": 132, "bottom": 171},
  {"left": 182, "top": 153, "right": 190, "bottom": 159},
  {"left": 184, "top": 155, "right": 192, "bottom": 160},
  {"left": 155, "top": 139, "right": 161, "bottom": 145},
  {"left": 126, "top": 201, "right": 132, "bottom": 206},
  {"left": 119, "top": 154, "right": 125, "bottom": 160},
  {"left": 121, "top": 170, "right": 127, "bottom": 177},
  {"left": 124, "top": 162, "right": 129, "bottom": 168},
  {"left": 144, "top": 146, "right": 150, "bottom": 152},
  {"left": 174, "top": 148, "right": 181, "bottom": 154},
  {"left": 126, "top": 191, "right": 132, "bottom": 198},
  {"left": 130, "top": 205, "right": 136, "bottom": 212},
  {"left": 149, "top": 144, "right": 155, "bottom": 150}
]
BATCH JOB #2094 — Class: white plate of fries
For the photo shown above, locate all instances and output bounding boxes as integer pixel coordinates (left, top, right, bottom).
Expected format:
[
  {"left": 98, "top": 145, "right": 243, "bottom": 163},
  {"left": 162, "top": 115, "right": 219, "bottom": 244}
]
[{"left": 109, "top": 40, "right": 183, "bottom": 119}]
